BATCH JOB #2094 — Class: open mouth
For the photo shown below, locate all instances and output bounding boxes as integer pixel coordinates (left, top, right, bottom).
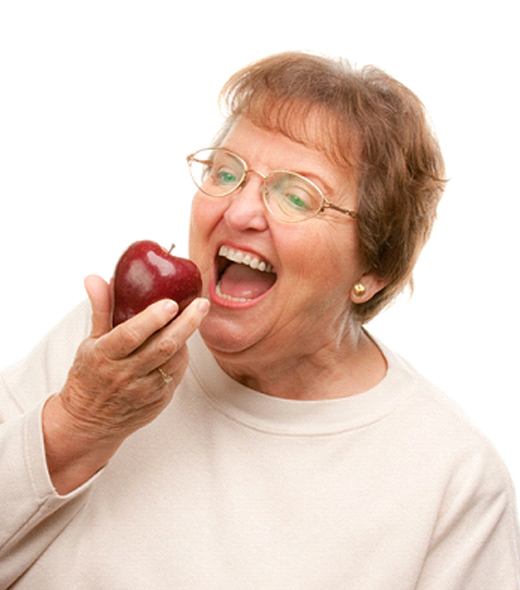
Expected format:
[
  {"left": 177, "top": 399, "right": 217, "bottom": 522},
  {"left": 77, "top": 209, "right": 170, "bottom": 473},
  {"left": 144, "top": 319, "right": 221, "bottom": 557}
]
[{"left": 213, "top": 244, "right": 277, "bottom": 305}]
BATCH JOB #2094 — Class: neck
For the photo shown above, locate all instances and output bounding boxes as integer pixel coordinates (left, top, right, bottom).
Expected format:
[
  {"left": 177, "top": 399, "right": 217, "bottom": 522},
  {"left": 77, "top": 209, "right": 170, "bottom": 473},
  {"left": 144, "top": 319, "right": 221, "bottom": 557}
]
[{"left": 210, "top": 325, "right": 388, "bottom": 401}]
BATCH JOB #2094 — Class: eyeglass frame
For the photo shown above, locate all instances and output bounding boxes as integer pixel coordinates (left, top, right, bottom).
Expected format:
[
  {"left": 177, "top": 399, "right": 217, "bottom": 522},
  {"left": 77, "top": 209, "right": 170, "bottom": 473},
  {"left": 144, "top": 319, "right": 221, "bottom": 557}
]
[{"left": 186, "top": 147, "right": 358, "bottom": 223}]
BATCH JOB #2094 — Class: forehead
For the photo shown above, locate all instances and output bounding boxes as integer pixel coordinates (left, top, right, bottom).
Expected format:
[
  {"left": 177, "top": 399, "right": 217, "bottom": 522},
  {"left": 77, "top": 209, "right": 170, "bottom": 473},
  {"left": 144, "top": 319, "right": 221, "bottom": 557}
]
[{"left": 219, "top": 116, "right": 358, "bottom": 197}]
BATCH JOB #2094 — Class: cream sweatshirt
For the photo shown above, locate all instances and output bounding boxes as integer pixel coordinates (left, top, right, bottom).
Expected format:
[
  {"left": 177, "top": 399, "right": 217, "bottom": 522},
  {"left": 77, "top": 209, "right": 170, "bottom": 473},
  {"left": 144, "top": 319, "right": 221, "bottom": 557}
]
[{"left": 0, "top": 301, "right": 519, "bottom": 589}]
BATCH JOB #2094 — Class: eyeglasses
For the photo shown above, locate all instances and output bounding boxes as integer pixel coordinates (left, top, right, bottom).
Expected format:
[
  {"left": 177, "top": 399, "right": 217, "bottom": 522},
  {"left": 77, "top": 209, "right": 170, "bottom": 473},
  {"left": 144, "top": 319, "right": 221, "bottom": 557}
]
[{"left": 186, "top": 147, "right": 357, "bottom": 224}]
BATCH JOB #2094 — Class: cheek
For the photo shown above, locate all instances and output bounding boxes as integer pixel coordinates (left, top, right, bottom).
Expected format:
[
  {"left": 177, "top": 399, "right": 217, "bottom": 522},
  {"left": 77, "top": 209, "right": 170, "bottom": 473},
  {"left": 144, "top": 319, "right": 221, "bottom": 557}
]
[
  {"left": 188, "top": 195, "right": 230, "bottom": 283},
  {"left": 188, "top": 197, "right": 209, "bottom": 265},
  {"left": 189, "top": 194, "right": 209, "bottom": 230},
  {"left": 189, "top": 195, "right": 220, "bottom": 250},
  {"left": 279, "top": 224, "right": 362, "bottom": 289}
]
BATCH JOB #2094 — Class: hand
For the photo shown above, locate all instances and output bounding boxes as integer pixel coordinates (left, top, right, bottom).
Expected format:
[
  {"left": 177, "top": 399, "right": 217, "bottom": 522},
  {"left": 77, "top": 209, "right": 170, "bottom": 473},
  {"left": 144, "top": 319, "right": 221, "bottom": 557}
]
[{"left": 43, "top": 275, "right": 209, "bottom": 493}]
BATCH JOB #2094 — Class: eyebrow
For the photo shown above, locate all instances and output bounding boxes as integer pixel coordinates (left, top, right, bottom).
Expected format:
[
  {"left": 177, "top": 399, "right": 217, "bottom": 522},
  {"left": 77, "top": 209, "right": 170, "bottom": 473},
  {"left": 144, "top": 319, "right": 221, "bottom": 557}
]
[
  {"left": 292, "top": 170, "right": 334, "bottom": 196},
  {"left": 217, "top": 144, "right": 336, "bottom": 197}
]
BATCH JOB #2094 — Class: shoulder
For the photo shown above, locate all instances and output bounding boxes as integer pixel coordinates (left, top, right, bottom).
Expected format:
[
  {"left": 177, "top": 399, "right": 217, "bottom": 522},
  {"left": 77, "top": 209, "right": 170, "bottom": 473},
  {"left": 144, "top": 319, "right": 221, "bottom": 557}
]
[
  {"left": 394, "top": 364, "right": 520, "bottom": 568},
  {"left": 377, "top": 338, "right": 514, "bottom": 490}
]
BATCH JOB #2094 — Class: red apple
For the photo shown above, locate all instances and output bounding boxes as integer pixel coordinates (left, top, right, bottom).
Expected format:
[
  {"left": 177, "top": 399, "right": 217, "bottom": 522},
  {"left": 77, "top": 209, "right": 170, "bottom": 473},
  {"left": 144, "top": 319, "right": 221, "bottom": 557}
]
[{"left": 112, "top": 240, "right": 202, "bottom": 326}]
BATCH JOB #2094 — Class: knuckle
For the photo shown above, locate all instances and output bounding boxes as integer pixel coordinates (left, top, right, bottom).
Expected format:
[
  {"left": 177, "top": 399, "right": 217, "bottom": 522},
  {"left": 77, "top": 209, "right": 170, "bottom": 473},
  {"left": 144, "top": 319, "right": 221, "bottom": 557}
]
[
  {"left": 111, "top": 365, "right": 135, "bottom": 390},
  {"left": 76, "top": 337, "right": 97, "bottom": 362},
  {"left": 70, "top": 341, "right": 105, "bottom": 383},
  {"left": 150, "top": 301, "right": 172, "bottom": 325},
  {"left": 164, "top": 346, "right": 188, "bottom": 375},
  {"left": 182, "top": 308, "right": 200, "bottom": 333},
  {"left": 92, "top": 340, "right": 110, "bottom": 365},
  {"left": 187, "top": 313, "right": 200, "bottom": 333},
  {"left": 157, "top": 337, "right": 178, "bottom": 357},
  {"left": 119, "top": 324, "right": 142, "bottom": 350},
  {"left": 93, "top": 334, "right": 111, "bottom": 360}
]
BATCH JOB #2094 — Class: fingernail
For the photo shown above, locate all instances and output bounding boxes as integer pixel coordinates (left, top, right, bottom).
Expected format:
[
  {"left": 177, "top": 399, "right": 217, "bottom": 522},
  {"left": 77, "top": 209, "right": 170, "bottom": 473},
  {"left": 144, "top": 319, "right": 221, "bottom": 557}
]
[
  {"left": 164, "top": 299, "right": 178, "bottom": 313},
  {"left": 197, "top": 298, "right": 210, "bottom": 314}
]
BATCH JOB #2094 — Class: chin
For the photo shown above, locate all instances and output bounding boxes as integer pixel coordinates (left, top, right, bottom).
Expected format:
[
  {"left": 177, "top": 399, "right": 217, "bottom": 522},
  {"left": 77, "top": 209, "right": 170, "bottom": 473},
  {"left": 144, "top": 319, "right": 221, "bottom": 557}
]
[{"left": 198, "top": 313, "right": 264, "bottom": 356}]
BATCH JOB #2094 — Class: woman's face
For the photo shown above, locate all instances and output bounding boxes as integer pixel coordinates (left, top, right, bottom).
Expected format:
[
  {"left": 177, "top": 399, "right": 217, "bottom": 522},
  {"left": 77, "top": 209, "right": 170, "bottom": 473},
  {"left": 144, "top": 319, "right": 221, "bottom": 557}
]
[{"left": 189, "top": 116, "right": 368, "bottom": 363}]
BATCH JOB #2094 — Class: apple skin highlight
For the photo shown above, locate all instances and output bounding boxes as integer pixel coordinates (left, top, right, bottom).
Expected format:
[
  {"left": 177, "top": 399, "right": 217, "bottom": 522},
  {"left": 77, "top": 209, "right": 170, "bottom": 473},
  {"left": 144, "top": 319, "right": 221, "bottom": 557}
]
[{"left": 112, "top": 240, "right": 202, "bottom": 326}]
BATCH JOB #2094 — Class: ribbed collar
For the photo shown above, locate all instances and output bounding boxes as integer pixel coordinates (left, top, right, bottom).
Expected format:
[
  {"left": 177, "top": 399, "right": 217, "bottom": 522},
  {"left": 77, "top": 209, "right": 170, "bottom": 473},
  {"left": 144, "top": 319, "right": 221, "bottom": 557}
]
[{"left": 187, "top": 330, "right": 418, "bottom": 436}]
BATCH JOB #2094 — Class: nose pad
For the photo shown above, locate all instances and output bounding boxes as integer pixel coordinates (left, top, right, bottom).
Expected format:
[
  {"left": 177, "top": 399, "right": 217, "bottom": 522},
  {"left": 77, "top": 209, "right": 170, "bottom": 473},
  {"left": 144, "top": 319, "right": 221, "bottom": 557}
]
[{"left": 222, "top": 175, "right": 269, "bottom": 231}]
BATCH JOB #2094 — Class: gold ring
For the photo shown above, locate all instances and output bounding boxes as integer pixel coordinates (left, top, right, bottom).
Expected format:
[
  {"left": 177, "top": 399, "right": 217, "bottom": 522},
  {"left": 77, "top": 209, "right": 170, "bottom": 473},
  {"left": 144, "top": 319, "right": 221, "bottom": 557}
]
[{"left": 157, "top": 367, "right": 173, "bottom": 385}]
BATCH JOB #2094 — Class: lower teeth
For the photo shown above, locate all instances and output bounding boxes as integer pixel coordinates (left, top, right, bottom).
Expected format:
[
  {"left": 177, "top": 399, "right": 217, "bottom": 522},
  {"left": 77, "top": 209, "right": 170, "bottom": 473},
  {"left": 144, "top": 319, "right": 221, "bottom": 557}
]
[{"left": 216, "top": 281, "right": 251, "bottom": 303}]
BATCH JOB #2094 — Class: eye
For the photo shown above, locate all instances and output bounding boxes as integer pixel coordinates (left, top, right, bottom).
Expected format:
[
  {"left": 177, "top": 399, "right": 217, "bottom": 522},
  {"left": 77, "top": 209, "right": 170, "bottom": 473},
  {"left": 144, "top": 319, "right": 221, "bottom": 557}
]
[
  {"left": 266, "top": 173, "right": 322, "bottom": 219},
  {"left": 279, "top": 182, "right": 316, "bottom": 212},
  {"left": 284, "top": 191, "right": 312, "bottom": 210},
  {"left": 214, "top": 168, "right": 238, "bottom": 185}
]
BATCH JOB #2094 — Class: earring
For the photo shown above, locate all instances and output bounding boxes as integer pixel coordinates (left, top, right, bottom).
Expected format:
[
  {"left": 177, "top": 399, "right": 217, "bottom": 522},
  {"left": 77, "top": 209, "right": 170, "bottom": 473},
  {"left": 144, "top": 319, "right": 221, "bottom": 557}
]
[{"left": 352, "top": 283, "right": 366, "bottom": 297}]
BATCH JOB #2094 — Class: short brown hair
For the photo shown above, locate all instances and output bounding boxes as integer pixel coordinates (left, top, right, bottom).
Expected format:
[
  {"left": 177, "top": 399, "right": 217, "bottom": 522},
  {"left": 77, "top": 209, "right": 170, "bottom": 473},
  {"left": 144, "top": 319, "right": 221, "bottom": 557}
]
[{"left": 218, "top": 52, "right": 446, "bottom": 323}]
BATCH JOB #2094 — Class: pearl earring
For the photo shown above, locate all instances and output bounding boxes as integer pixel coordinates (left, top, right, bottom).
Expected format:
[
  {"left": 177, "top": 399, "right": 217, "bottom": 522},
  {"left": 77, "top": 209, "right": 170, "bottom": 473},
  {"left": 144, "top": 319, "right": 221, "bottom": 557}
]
[{"left": 353, "top": 283, "right": 366, "bottom": 297}]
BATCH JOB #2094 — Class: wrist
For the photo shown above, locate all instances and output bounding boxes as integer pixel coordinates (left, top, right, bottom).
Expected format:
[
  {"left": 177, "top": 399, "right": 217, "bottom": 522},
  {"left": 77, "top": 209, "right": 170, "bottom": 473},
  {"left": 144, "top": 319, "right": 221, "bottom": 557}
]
[{"left": 42, "top": 394, "right": 123, "bottom": 494}]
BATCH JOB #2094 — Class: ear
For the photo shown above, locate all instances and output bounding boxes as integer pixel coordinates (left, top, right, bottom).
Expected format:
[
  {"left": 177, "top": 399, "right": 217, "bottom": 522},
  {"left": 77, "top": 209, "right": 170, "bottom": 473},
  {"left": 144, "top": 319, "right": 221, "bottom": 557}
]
[{"left": 349, "top": 271, "right": 389, "bottom": 304}]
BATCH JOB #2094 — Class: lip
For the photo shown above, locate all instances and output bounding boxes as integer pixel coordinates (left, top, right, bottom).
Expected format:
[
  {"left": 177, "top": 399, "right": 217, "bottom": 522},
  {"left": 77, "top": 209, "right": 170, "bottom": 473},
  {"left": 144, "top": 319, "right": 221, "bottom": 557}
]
[{"left": 209, "top": 240, "right": 277, "bottom": 309}]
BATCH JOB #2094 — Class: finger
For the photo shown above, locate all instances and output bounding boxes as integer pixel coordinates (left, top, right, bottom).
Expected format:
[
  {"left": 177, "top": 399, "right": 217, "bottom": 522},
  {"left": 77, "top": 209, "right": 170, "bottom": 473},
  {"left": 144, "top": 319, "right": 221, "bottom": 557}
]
[
  {"left": 144, "top": 347, "right": 188, "bottom": 395},
  {"left": 129, "top": 297, "right": 209, "bottom": 375},
  {"left": 170, "top": 297, "right": 210, "bottom": 344},
  {"left": 109, "top": 275, "right": 115, "bottom": 302},
  {"left": 98, "top": 298, "right": 179, "bottom": 360},
  {"left": 85, "top": 275, "right": 113, "bottom": 338},
  {"left": 157, "top": 346, "right": 188, "bottom": 380}
]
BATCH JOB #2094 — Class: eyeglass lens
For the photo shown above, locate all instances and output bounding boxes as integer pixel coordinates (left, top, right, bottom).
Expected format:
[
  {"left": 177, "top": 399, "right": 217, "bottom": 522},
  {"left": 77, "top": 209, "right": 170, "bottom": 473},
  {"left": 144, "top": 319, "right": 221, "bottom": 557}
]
[{"left": 189, "top": 149, "right": 323, "bottom": 222}]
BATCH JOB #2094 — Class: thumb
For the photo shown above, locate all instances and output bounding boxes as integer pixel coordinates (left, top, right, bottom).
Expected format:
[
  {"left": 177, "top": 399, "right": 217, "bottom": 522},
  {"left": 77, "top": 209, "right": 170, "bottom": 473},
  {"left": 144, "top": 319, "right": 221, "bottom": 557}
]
[{"left": 84, "top": 274, "right": 113, "bottom": 338}]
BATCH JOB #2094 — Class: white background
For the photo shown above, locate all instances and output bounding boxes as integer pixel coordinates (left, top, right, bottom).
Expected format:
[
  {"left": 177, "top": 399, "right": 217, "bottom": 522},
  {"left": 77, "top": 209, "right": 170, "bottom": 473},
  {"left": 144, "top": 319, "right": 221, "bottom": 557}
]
[{"left": 1, "top": 0, "right": 519, "bottom": 502}]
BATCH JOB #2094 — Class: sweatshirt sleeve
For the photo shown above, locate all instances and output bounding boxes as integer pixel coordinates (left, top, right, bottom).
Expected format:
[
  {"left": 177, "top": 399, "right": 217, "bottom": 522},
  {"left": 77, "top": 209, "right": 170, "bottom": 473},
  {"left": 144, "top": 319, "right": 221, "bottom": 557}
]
[
  {"left": 0, "top": 301, "right": 94, "bottom": 588},
  {"left": 416, "top": 439, "right": 520, "bottom": 589}
]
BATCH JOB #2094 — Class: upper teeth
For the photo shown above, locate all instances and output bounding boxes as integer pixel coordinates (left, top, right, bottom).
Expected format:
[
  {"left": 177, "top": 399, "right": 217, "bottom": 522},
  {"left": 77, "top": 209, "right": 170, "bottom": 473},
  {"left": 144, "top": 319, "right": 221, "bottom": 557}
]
[{"left": 218, "top": 245, "right": 275, "bottom": 273}]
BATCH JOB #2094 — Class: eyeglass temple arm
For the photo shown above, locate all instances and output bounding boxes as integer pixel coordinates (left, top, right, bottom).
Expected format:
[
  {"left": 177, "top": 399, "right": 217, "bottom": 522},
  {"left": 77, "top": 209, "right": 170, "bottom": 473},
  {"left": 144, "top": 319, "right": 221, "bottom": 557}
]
[
  {"left": 322, "top": 202, "right": 358, "bottom": 219},
  {"left": 187, "top": 155, "right": 211, "bottom": 164}
]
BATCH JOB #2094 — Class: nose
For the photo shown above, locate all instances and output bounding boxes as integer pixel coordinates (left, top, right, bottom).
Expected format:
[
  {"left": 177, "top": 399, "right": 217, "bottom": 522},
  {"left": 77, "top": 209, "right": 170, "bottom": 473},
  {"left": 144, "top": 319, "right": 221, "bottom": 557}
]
[{"left": 222, "top": 171, "right": 269, "bottom": 232}]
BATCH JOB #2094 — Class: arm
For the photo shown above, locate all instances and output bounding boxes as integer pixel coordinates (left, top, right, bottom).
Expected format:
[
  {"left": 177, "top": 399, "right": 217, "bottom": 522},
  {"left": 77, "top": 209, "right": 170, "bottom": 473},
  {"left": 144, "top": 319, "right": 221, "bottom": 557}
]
[
  {"left": 0, "top": 301, "right": 93, "bottom": 588},
  {"left": 0, "top": 400, "right": 101, "bottom": 589},
  {"left": 0, "top": 276, "right": 209, "bottom": 586},
  {"left": 41, "top": 276, "right": 208, "bottom": 493}
]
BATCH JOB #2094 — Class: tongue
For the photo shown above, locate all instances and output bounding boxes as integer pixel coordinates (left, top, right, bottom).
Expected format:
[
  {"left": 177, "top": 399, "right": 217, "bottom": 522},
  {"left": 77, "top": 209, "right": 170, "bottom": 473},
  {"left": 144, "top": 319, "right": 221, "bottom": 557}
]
[{"left": 219, "top": 263, "right": 276, "bottom": 299}]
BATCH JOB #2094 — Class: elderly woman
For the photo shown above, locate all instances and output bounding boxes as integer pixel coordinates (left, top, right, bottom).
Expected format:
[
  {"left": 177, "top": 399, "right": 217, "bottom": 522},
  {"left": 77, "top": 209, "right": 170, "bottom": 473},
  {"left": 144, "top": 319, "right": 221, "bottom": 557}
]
[{"left": 1, "top": 52, "right": 518, "bottom": 589}]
